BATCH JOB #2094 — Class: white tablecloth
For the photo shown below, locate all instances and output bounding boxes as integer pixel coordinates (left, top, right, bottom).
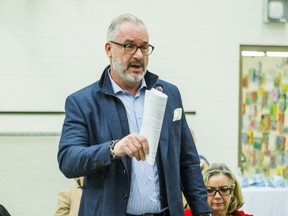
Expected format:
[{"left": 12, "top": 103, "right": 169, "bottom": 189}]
[{"left": 241, "top": 187, "right": 288, "bottom": 216}]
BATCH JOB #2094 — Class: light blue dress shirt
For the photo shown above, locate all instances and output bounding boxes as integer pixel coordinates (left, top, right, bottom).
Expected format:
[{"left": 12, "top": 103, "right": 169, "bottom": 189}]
[{"left": 109, "top": 73, "right": 162, "bottom": 214}]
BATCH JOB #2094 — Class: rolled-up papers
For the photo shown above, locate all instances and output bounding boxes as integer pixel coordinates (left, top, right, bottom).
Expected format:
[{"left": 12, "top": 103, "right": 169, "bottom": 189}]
[{"left": 140, "top": 88, "right": 168, "bottom": 165}]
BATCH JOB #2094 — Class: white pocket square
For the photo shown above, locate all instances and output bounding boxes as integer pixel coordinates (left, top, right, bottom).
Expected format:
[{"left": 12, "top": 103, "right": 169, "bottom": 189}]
[{"left": 173, "top": 108, "right": 182, "bottom": 121}]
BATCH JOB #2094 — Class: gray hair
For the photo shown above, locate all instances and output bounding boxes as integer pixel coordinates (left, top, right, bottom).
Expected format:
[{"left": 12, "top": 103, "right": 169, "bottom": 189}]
[{"left": 107, "top": 14, "right": 146, "bottom": 41}]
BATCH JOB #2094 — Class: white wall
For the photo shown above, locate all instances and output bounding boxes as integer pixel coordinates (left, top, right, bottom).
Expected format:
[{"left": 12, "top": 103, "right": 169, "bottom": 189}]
[{"left": 1, "top": 0, "right": 288, "bottom": 215}]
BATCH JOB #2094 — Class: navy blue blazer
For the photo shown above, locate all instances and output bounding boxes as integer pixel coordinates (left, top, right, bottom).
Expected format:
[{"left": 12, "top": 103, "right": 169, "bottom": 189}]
[{"left": 58, "top": 65, "right": 211, "bottom": 216}]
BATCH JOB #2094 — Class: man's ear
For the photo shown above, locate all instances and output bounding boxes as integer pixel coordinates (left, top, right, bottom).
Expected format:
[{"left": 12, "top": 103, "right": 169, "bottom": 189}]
[{"left": 105, "top": 42, "right": 112, "bottom": 57}]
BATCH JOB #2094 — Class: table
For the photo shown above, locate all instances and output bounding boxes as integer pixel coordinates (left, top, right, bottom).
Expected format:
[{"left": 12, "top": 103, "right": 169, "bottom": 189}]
[{"left": 241, "top": 187, "right": 288, "bottom": 216}]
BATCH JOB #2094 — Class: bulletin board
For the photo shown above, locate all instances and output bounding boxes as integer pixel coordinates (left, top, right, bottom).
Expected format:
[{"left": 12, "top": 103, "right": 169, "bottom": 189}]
[{"left": 239, "top": 45, "right": 288, "bottom": 179}]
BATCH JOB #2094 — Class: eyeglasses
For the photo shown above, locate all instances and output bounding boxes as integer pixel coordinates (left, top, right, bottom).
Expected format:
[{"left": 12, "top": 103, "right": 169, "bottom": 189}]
[
  {"left": 206, "top": 187, "right": 233, "bottom": 196},
  {"left": 109, "top": 41, "right": 154, "bottom": 55}
]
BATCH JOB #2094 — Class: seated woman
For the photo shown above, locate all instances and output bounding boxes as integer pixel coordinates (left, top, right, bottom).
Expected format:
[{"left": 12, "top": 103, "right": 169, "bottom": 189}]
[{"left": 202, "top": 163, "right": 253, "bottom": 216}]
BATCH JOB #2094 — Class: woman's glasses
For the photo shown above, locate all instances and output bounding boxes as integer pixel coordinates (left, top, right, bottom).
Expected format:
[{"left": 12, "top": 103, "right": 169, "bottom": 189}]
[{"left": 206, "top": 187, "right": 233, "bottom": 196}]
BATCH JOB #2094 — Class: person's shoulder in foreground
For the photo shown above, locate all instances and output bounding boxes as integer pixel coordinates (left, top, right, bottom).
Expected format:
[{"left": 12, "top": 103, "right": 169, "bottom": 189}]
[
  {"left": 202, "top": 163, "right": 253, "bottom": 216},
  {"left": 58, "top": 13, "right": 211, "bottom": 216},
  {"left": 0, "top": 204, "right": 11, "bottom": 216}
]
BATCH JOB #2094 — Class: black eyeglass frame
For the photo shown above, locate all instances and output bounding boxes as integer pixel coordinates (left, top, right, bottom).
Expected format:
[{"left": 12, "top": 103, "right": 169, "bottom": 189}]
[
  {"left": 206, "top": 187, "right": 233, "bottom": 196},
  {"left": 109, "top": 41, "right": 154, "bottom": 55}
]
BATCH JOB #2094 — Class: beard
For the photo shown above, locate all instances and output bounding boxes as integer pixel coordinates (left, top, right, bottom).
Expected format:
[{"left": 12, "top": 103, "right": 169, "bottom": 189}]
[{"left": 112, "top": 56, "right": 147, "bottom": 83}]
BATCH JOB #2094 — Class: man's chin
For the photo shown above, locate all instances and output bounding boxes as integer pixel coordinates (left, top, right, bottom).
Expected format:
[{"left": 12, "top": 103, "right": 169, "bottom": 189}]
[
  {"left": 126, "top": 75, "right": 143, "bottom": 83},
  {"left": 126, "top": 70, "right": 146, "bottom": 81}
]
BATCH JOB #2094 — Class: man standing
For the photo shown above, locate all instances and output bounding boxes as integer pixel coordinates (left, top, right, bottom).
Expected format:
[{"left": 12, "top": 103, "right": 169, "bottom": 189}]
[{"left": 58, "top": 14, "right": 211, "bottom": 216}]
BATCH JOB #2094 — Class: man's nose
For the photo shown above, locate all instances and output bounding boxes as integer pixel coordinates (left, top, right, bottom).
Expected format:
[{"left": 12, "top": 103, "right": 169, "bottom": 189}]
[{"left": 133, "top": 47, "right": 144, "bottom": 57}]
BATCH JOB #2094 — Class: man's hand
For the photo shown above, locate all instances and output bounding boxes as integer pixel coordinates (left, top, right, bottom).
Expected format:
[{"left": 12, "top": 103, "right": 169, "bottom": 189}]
[{"left": 113, "top": 133, "right": 149, "bottom": 161}]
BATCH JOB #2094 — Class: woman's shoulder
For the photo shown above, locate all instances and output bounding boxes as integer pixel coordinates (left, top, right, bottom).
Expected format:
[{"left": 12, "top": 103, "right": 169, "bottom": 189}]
[{"left": 235, "top": 210, "right": 253, "bottom": 216}]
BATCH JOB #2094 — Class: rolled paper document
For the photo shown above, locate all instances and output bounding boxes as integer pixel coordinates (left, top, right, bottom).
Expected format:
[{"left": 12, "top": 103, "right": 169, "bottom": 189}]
[{"left": 140, "top": 88, "right": 168, "bottom": 165}]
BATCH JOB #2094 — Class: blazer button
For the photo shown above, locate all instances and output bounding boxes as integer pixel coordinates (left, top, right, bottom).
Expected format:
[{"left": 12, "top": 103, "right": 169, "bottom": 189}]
[{"left": 122, "top": 193, "right": 128, "bottom": 199}]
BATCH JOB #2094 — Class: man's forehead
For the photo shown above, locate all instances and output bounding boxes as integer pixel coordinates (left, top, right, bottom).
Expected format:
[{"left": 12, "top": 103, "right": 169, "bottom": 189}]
[{"left": 116, "top": 22, "right": 149, "bottom": 40}]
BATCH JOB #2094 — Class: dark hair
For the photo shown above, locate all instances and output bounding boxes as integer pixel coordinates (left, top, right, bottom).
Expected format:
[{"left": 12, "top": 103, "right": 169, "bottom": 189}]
[{"left": 199, "top": 155, "right": 209, "bottom": 165}]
